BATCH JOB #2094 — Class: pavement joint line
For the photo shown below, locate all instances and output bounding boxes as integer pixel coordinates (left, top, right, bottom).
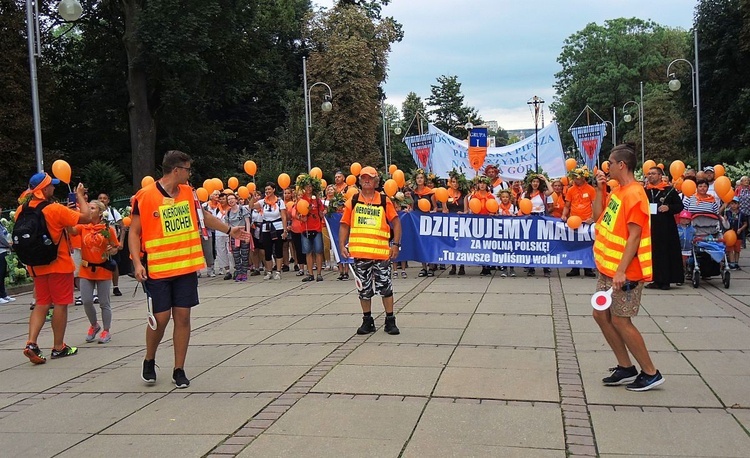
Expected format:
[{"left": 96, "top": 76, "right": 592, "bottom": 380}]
[
  {"left": 550, "top": 272, "right": 600, "bottom": 456},
  {"left": 205, "top": 269, "right": 436, "bottom": 456}
]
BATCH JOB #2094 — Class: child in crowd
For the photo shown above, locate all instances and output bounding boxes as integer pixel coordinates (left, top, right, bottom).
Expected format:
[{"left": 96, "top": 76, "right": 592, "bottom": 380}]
[
  {"left": 497, "top": 190, "right": 518, "bottom": 277},
  {"left": 677, "top": 210, "right": 695, "bottom": 278},
  {"left": 724, "top": 197, "right": 748, "bottom": 270}
]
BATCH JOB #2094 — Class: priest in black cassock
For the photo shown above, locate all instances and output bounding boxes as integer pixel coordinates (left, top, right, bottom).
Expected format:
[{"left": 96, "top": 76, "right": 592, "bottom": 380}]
[{"left": 645, "top": 166, "right": 684, "bottom": 290}]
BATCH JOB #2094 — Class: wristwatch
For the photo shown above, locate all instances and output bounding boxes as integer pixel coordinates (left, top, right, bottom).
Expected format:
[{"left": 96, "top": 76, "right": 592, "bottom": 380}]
[{"left": 391, "top": 242, "right": 401, "bottom": 248}]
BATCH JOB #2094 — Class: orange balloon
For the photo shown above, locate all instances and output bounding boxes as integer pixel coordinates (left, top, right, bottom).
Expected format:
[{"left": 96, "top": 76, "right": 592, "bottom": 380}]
[
  {"left": 714, "top": 176, "right": 731, "bottom": 197},
  {"left": 203, "top": 179, "right": 214, "bottom": 192},
  {"left": 673, "top": 177, "right": 684, "bottom": 192},
  {"left": 669, "top": 160, "right": 685, "bottom": 179},
  {"left": 721, "top": 189, "right": 735, "bottom": 203},
  {"left": 212, "top": 178, "right": 224, "bottom": 192},
  {"left": 567, "top": 215, "right": 582, "bottom": 229},
  {"left": 350, "top": 162, "right": 362, "bottom": 176},
  {"left": 417, "top": 198, "right": 431, "bottom": 212},
  {"left": 278, "top": 173, "right": 291, "bottom": 189},
  {"left": 468, "top": 198, "right": 483, "bottom": 214},
  {"left": 723, "top": 229, "right": 737, "bottom": 246},
  {"left": 601, "top": 161, "right": 610, "bottom": 173},
  {"left": 518, "top": 198, "right": 532, "bottom": 215},
  {"left": 657, "top": 163, "right": 664, "bottom": 170},
  {"left": 565, "top": 158, "right": 577, "bottom": 171},
  {"left": 713, "top": 164, "right": 725, "bottom": 177},
  {"left": 310, "top": 167, "right": 323, "bottom": 179},
  {"left": 345, "top": 186, "right": 358, "bottom": 200},
  {"left": 122, "top": 216, "right": 132, "bottom": 227},
  {"left": 485, "top": 198, "right": 499, "bottom": 214},
  {"left": 237, "top": 186, "right": 250, "bottom": 199},
  {"left": 244, "top": 160, "right": 257, "bottom": 175},
  {"left": 346, "top": 174, "right": 357, "bottom": 186},
  {"left": 228, "top": 176, "right": 239, "bottom": 190},
  {"left": 141, "top": 176, "right": 155, "bottom": 188},
  {"left": 593, "top": 166, "right": 598, "bottom": 175},
  {"left": 434, "top": 187, "right": 448, "bottom": 203},
  {"left": 321, "top": 179, "right": 327, "bottom": 189},
  {"left": 196, "top": 187, "right": 209, "bottom": 202},
  {"left": 52, "top": 159, "right": 72, "bottom": 184},
  {"left": 607, "top": 179, "right": 619, "bottom": 189},
  {"left": 560, "top": 176, "right": 569, "bottom": 186},
  {"left": 389, "top": 164, "right": 397, "bottom": 175},
  {"left": 247, "top": 182, "right": 256, "bottom": 193},
  {"left": 681, "top": 179, "right": 696, "bottom": 197},
  {"left": 393, "top": 169, "right": 405, "bottom": 187},
  {"left": 642, "top": 160, "right": 656, "bottom": 175},
  {"left": 384, "top": 179, "right": 398, "bottom": 197},
  {"left": 296, "top": 199, "right": 310, "bottom": 216}
]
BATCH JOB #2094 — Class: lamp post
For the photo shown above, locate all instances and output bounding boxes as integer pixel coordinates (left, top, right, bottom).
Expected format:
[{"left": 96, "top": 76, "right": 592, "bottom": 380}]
[
  {"left": 26, "top": 0, "right": 82, "bottom": 173},
  {"left": 380, "top": 104, "right": 401, "bottom": 174},
  {"left": 623, "top": 81, "right": 645, "bottom": 164},
  {"left": 527, "top": 96, "right": 545, "bottom": 172},
  {"left": 303, "top": 56, "right": 333, "bottom": 172},
  {"left": 667, "top": 30, "right": 702, "bottom": 169}
]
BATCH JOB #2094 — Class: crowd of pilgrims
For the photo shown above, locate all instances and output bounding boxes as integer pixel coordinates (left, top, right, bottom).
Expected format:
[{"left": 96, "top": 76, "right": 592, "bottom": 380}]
[{"left": 198, "top": 164, "right": 749, "bottom": 287}]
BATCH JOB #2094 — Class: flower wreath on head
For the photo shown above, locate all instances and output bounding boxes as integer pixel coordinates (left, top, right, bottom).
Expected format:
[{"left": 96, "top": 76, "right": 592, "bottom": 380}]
[
  {"left": 448, "top": 168, "right": 471, "bottom": 194},
  {"left": 472, "top": 175, "right": 492, "bottom": 187},
  {"left": 295, "top": 174, "right": 322, "bottom": 195},
  {"left": 408, "top": 168, "right": 427, "bottom": 188},
  {"left": 483, "top": 164, "right": 499, "bottom": 176},
  {"left": 567, "top": 166, "right": 591, "bottom": 181},
  {"left": 523, "top": 169, "right": 551, "bottom": 188}
]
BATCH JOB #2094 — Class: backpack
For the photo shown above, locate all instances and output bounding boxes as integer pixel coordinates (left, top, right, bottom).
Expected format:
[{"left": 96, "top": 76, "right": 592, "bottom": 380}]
[{"left": 12, "top": 201, "right": 59, "bottom": 267}]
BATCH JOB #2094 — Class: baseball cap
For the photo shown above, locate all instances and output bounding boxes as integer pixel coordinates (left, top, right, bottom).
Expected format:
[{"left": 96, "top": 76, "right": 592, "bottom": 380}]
[
  {"left": 29, "top": 172, "right": 60, "bottom": 188},
  {"left": 679, "top": 210, "right": 691, "bottom": 219},
  {"left": 703, "top": 166, "right": 714, "bottom": 172},
  {"left": 359, "top": 166, "right": 378, "bottom": 177},
  {"left": 732, "top": 196, "right": 740, "bottom": 203}
]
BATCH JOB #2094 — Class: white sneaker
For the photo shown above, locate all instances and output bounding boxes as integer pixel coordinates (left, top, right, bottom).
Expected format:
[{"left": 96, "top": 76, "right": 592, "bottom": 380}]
[
  {"left": 273, "top": 271, "right": 281, "bottom": 280},
  {"left": 264, "top": 272, "right": 272, "bottom": 280},
  {"left": 3, "top": 296, "right": 16, "bottom": 302},
  {"left": 0, "top": 298, "right": 8, "bottom": 304}
]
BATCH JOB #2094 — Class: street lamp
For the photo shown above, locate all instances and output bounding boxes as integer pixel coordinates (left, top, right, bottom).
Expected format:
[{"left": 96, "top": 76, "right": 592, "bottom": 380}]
[
  {"left": 26, "top": 0, "right": 82, "bottom": 173},
  {"left": 623, "top": 81, "right": 645, "bottom": 164},
  {"left": 667, "top": 30, "right": 702, "bottom": 169},
  {"left": 302, "top": 56, "right": 333, "bottom": 172}
]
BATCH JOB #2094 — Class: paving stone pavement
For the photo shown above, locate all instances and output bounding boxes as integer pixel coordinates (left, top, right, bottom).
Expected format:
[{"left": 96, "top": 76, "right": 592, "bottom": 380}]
[{"left": 0, "top": 254, "right": 749, "bottom": 457}]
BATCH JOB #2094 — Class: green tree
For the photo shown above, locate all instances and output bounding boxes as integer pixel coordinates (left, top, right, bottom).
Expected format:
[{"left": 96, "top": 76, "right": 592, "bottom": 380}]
[
  {"left": 426, "top": 75, "right": 481, "bottom": 139},
  {"left": 551, "top": 18, "right": 691, "bottom": 165},
  {"left": 401, "top": 91, "right": 427, "bottom": 136}
]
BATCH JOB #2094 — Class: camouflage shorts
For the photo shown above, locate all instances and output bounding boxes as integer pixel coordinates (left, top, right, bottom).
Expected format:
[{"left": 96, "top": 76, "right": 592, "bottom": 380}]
[
  {"left": 595, "top": 274, "right": 644, "bottom": 317},
  {"left": 353, "top": 259, "right": 393, "bottom": 300}
]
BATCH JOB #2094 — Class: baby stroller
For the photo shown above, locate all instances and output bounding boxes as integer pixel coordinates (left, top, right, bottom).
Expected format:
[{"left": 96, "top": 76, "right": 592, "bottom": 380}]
[{"left": 687, "top": 212, "right": 730, "bottom": 289}]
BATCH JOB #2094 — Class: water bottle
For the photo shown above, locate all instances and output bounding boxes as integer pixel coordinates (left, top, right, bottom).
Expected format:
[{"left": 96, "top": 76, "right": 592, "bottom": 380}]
[{"left": 42, "top": 235, "right": 52, "bottom": 246}]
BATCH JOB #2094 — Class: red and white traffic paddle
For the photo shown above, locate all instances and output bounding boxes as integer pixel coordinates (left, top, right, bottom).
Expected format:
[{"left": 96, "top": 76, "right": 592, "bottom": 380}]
[{"left": 591, "top": 288, "right": 613, "bottom": 311}]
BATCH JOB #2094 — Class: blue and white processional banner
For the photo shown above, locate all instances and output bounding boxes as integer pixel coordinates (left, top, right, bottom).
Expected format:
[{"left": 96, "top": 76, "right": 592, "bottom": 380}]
[
  {"left": 326, "top": 212, "right": 596, "bottom": 268},
  {"left": 404, "top": 122, "right": 567, "bottom": 180}
]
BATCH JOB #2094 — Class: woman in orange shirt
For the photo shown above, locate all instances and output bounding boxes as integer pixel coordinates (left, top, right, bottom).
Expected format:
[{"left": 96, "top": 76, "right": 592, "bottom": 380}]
[
  {"left": 69, "top": 200, "right": 119, "bottom": 344},
  {"left": 413, "top": 170, "right": 437, "bottom": 277},
  {"left": 548, "top": 179, "right": 566, "bottom": 219}
]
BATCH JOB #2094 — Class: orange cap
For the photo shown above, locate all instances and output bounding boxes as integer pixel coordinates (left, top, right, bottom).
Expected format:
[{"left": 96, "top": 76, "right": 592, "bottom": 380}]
[{"left": 359, "top": 166, "right": 378, "bottom": 177}]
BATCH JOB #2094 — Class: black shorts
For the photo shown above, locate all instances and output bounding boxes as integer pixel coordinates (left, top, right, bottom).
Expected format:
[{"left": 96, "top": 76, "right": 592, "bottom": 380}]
[{"left": 145, "top": 272, "right": 199, "bottom": 314}]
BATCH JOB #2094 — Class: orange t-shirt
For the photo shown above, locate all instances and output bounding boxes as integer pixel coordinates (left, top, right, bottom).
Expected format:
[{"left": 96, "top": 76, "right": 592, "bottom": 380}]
[
  {"left": 15, "top": 200, "right": 80, "bottom": 276},
  {"left": 76, "top": 224, "right": 118, "bottom": 281},
  {"left": 566, "top": 183, "right": 596, "bottom": 220},
  {"left": 549, "top": 192, "right": 565, "bottom": 218}
]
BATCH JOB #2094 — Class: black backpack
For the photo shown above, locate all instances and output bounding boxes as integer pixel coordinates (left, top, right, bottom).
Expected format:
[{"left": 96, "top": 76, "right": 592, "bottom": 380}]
[{"left": 12, "top": 201, "right": 59, "bottom": 267}]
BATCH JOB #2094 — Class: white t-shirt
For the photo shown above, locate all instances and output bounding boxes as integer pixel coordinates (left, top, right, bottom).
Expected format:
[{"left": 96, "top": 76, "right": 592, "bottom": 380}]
[
  {"left": 524, "top": 192, "right": 552, "bottom": 214},
  {"left": 260, "top": 198, "right": 286, "bottom": 232},
  {"left": 103, "top": 206, "right": 122, "bottom": 224}
]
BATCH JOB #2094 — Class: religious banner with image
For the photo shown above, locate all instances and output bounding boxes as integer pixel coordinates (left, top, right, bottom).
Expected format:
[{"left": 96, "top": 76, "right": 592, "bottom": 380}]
[{"left": 570, "top": 123, "right": 606, "bottom": 171}]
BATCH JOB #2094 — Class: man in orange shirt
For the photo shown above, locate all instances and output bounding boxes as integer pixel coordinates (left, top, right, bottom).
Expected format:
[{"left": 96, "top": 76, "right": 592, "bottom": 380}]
[
  {"left": 562, "top": 169, "right": 597, "bottom": 277},
  {"left": 339, "top": 166, "right": 402, "bottom": 335},
  {"left": 17, "top": 173, "right": 92, "bottom": 364},
  {"left": 129, "top": 151, "right": 249, "bottom": 388},
  {"left": 592, "top": 144, "right": 663, "bottom": 391}
]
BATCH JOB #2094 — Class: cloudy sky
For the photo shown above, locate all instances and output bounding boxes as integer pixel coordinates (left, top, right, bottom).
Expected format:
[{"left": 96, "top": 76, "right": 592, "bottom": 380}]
[{"left": 314, "top": 0, "right": 696, "bottom": 130}]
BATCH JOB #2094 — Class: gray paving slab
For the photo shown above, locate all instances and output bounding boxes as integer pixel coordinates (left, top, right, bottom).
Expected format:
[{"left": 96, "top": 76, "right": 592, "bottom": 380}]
[
  {"left": 0, "top": 367, "right": 93, "bottom": 393},
  {"left": 342, "top": 343, "right": 453, "bottom": 367},
  {"left": 189, "top": 328, "right": 279, "bottom": 345},
  {"left": 573, "top": 331, "right": 676, "bottom": 351},
  {"left": 241, "top": 434, "right": 402, "bottom": 458},
  {"left": 366, "top": 327, "right": 465, "bottom": 345},
  {"left": 434, "top": 367, "right": 560, "bottom": 401},
  {"left": 666, "top": 330, "right": 750, "bottom": 350},
  {"left": 103, "top": 396, "right": 268, "bottom": 434},
  {"left": 682, "top": 350, "right": 750, "bottom": 375},
  {"left": 261, "top": 327, "right": 355, "bottom": 344},
  {"left": 58, "top": 434, "right": 227, "bottom": 458},
  {"left": 401, "top": 292, "right": 482, "bottom": 313},
  {"left": 286, "top": 313, "right": 361, "bottom": 329},
  {"left": 193, "top": 365, "right": 311, "bottom": 392},
  {"left": 591, "top": 410, "right": 750, "bottom": 456},
  {"left": 461, "top": 315, "right": 555, "bottom": 347},
  {"left": 0, "top": 433, "right": 90, "bottom": 457},
  {"left": 697, "top": 374, "right": 750, "bottom": 408},
  {"left": 312, "top": 364, "right": 442, "bottom": 396},
  {"left": 394, "top": 312, "right": 473, "bottom": 329},
  {"left": 487, "top": 278, "right": 556, "bottom": 294},
  {"left": 476, "top": 293, "right": 552, "bottom": 314},
  {"left": 220, "top": 343, "right": 337, "bottom": 366},
  {"left": 569, "top": 314, "right": 661, "bottom": 333},
  {"left": 654, "top": 316, "right": 749, "bottom": 333},
  {"left": 447, "top": 346, "right": 556, "bottom": 371},
  {"left": 404, "top": 401, "right": 564, "bottom": 453},
  {"left": 641, "top": 298, "right": 734, "bottom": 317}
]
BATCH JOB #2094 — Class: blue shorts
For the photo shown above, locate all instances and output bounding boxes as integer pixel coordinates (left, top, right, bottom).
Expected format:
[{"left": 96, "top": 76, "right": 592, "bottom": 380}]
[
  {"left": 301, "top": 231, "right": 323, "bottom": 254},
  {"left": 145, "top": 272, "right": 199, "bottom": 314}
]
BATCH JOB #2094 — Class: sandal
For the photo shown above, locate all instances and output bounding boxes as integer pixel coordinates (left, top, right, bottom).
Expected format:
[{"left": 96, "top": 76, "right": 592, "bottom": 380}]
[{"left": 418, "top": 269, "right": 427, "bottom": 277}]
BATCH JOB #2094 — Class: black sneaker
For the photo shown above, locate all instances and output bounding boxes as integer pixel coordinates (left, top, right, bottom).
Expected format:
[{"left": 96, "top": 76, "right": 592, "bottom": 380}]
[
  {"left": 316, "top": 274, "right": 324, "bottom": 282},
  {"left": 50, "top": 344, "right": 78, "bottom": 359},
  {"left": 626, "top": 370, "right": 664, "bottom": 392},
  {"left": 357, "top": 316, "right": 376, "bottom": 335},
  {"left": 282, "top": 265, "right": 290, "bottom": 272},
  {"left": 584, "top": 269, "right": 597, "bottom": 278},
  {"left": 458, "top": 266, "right": 465, "bottom": 276},
  {"left": 142, "top": 359, "right": 157, "bottom": 384},
  {"left": 172, "top": 368, "right": 190, "bottom": 388},
  {"left": 527, "top": 268, "right": 536, "bottom": 277},
  {"left": 302, "top": 274, "right": 315, "bottom": 282},
  {"left": 566, "top": 269, "right": 580, "bottom": 277},
  {"left": 223, "top": 272, "right": 232, "bottom": 280},
  {"left": 602, "top": 365, "right": 638, "bottom": 386},
  {"left": 448, "top": 266, "right": 456, "bottom": 275},
  {"left": 480, "top": 267, "right": 491, "bottom": 276},
  {"left": 342, "top": 273, "right": 349, "bottom": 280},
  {"left": 384, "top": 316, "right": 400, "bottom": 335},
  {"left": 75, "top": 296, "right": 83, "bottom": 306},
  {"left": 112, "top": 287, "right": 122, "bottom": 297},
  {"left": 23, "top": 343, "right": 46, "bottom": 364}
]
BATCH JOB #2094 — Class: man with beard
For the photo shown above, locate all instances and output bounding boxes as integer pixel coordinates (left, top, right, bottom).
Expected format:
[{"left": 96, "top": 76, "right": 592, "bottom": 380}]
[{"left": 644, "top": 167, "right": 684, "bottom": 290}]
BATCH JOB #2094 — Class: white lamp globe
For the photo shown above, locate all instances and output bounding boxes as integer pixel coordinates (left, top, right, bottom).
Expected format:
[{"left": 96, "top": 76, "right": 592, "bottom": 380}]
[
  {"left": 321, "top": 100, "right": 332, "bottom": 112},
  {"left": 668, "top": 79, "right": 682, "bottom": 92},
  {"left": 623, "top": 114, "right": 632, "bottom": 123},
  {"left": 58, "top": 0, "right": 82, "bottom": 21}
]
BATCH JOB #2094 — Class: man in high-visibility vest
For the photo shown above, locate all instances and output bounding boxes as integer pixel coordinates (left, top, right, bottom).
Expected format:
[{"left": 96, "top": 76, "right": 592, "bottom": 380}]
[
  {"left": 339, "top": 166, "right": 402, "bottom": 335},
  {"left": 592, "top": 144, "right": 663, "bottom": 392},
  {"left": 129, "top": 150, "right": 249, "bottom": 388}
]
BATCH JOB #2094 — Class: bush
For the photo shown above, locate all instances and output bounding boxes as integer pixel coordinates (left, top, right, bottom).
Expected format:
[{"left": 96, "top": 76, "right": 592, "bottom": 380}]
[{"left": 81, "top": 160, "right": 129, "bottom": 199}]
